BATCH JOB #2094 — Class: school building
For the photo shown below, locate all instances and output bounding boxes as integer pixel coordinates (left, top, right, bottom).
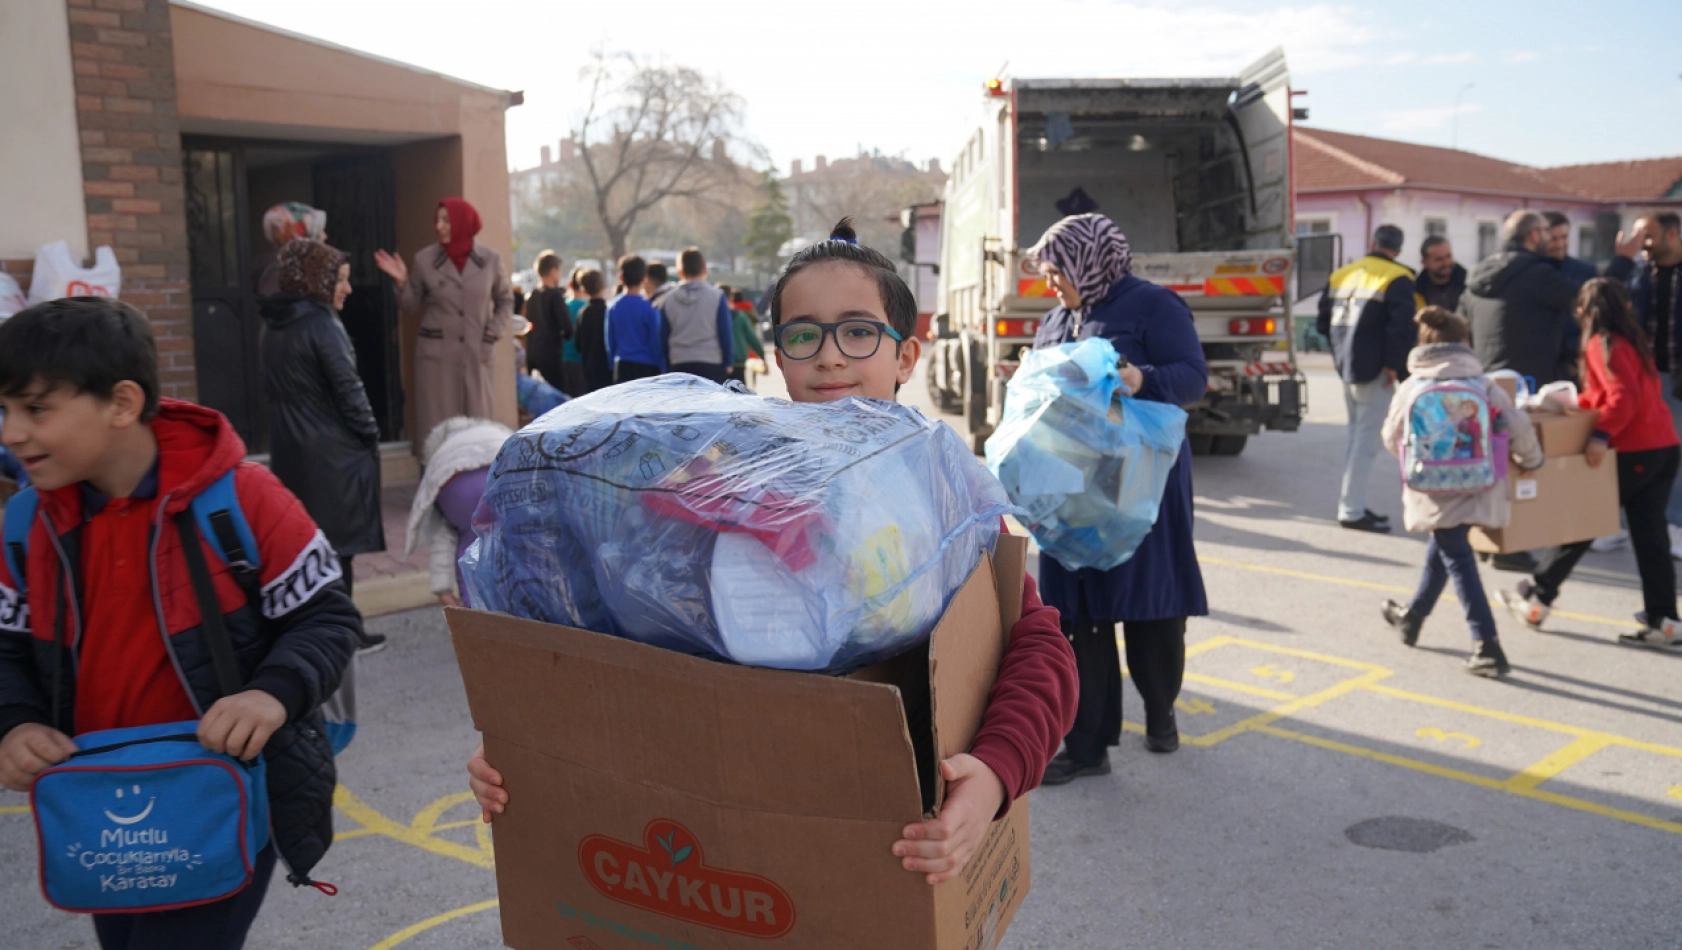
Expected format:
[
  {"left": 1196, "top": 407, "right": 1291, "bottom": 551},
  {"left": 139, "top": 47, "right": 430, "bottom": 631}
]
[{"left": 1, "top": 0, "right": 521, "bottom": 470}]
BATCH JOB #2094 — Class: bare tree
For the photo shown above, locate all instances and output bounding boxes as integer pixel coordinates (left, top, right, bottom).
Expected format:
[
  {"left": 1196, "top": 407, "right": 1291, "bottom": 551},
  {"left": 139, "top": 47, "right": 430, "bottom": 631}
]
[{"left": 574, "top": 52, "right": 753, "bottom": 261}]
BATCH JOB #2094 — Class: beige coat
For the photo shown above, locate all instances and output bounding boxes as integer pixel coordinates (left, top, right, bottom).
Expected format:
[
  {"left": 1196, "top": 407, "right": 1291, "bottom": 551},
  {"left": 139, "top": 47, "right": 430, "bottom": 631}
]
[
  {"left": 1382, "top": 343, "right": 1544, "bottom": 534},
  {"left": 398, "top": 241, "right": 514, "bottom": 457}
]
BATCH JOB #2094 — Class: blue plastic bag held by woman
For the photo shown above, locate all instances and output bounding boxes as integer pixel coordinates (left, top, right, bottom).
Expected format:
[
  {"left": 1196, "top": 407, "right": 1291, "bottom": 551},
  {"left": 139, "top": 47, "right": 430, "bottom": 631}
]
[
  {"left": 985, "top": 337, "right": 1186, "bottom": 571},
  {"left": 460, "top": 374, "right": 1016, "bottom": 671}
]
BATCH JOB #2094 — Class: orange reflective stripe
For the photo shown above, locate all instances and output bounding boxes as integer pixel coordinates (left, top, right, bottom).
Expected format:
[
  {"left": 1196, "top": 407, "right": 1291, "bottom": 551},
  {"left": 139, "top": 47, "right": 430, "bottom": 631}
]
[{"left": 1204, "top": 276, "right": 1285, "bottom": 296}]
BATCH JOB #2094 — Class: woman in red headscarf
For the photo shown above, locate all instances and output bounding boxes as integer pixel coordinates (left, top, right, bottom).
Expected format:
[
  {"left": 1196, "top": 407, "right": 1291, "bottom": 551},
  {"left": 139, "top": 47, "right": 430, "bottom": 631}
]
[{"left": 375, "top": 198, "right": 514, "bottom": 460}]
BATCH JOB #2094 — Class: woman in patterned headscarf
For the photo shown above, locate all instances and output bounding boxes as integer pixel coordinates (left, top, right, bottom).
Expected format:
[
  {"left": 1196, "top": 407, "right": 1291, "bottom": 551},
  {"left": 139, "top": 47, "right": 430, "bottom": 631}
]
[
  {"left": 261, "top": 239, "right": 387, "bottom": 605},
  {"left": 252, "top": 202, "right": 328, "bottom": 297},
  {"left": 1026, "top": 213, "right": 1209, "bottom": 784}
]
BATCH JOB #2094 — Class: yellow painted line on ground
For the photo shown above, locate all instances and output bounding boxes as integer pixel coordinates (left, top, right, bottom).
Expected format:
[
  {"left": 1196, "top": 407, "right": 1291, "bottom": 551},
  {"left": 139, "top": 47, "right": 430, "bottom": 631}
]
[
  {"left": 1189, "top": 668, "right": 1393, "bottom": 748},
  {"left": 368, "top": 898, "right": 500, "bottom": 950},
  {"left": 1182, "top": 671, "right": 1298, "bottom": 702},
  {"left": 1254, "top": 723, "right": 1507, "bottom": 790},
  {"left": 333, "top": 785, "right": 496, "bottom": 870},
  {"left": 1198, "top": 555, "right": 1642, "bottom": 630},
  {"left": 0, "top": 804, "right": 29, "bottom": 816},
  {"left": 1364, "top": 683, "right": 1682, "bottom": 758},
  {"left": 1505, "top": 736, "right": 1611, "bottom": 793}
]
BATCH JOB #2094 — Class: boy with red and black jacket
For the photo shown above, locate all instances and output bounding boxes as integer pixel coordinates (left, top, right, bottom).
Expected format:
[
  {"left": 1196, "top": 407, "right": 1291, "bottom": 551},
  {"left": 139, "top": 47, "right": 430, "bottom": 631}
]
[{"left": 0, "top": 299, "right": 361, "bottom": 949}]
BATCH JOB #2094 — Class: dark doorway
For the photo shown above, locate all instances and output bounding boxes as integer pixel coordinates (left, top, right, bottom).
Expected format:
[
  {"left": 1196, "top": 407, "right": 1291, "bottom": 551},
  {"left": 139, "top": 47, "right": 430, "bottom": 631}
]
[
  {"left": 314, "top": 156, "right": 404, "bottom": 441},
  {"left": 182, "top": 137, "right": 406, "bottom": 453},
  {"left": 183, "top": 146, "right": 265, "bottom": 451}
]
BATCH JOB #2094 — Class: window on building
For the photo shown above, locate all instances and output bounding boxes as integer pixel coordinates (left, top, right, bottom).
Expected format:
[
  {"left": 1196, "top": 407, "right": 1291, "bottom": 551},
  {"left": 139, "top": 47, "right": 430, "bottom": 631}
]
[
  {"left": 1295, "top": 219, "right": 1331, "bottom": 236},
  {"left": 1477, "top": 222, "right": 1498, "bottom": 262},
  {"left": 1424, "top": 218, "right": 1448, "bottom": 238},
  {"left": 1578, "top": 225, "right": 1598, "bottom": 263}
]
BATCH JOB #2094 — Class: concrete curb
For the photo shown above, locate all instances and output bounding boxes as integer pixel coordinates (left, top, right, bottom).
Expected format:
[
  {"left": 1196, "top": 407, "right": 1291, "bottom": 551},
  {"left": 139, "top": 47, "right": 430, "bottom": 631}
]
[{"left": 353, "top": 570, "right": 436, "bottom": 618}]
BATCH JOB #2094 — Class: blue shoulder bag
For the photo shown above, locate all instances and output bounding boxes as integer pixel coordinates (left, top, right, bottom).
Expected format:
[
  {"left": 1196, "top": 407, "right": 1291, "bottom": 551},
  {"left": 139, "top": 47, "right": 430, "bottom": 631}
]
[{"left": 30, "top": 507, "right": 270, "bottom": 913}]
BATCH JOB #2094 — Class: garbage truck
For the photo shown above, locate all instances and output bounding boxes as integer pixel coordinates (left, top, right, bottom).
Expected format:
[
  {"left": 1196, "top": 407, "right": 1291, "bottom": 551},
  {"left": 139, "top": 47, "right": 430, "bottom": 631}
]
[{"left": 923, "top": 48, "right": 1303, "bottom": 456}]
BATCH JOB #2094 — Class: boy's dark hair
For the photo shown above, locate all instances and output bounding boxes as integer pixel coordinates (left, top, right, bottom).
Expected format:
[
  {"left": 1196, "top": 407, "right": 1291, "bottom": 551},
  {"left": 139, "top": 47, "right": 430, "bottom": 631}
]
[
  {"left": 731, "top": 290, "right": 745, "bottom": 304},
  {"left": 679, "top": 247, "right": 706, "bottom": 278},
  {"left": 717, "top": 283, "right": 734, "bottom": 297},
  {"left": 0, "top": 297, "right": 160, "bottom": 420},
  {"left": 1415, "top": 305, "right": 1470, "bottom": 345},
  {"left": 769, "top": 217, "right": 917, "bottom": 339},
  {"left": 535, "top": 250, "right": 562, "bottom": 276},
  {"left": 646, "top": 262, "right": 668, "bottom": 286},
  {"left": 618, "top": 255, "right": 647, "bottom": 288},
  {"left": 568, "top": 267, "right": 585, "bottom": 292},
  {"left": 580, "top": 268, "right": 606, "bottom": 297}
]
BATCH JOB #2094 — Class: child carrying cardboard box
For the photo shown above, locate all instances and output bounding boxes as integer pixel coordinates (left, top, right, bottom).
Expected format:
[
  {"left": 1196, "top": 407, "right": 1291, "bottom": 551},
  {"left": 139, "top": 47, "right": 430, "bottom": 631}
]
[
  {"left": 1497, "top": 278, "right": 1682, "bottom": 649},
  {"left": 467, "top": 219, "right": 1078, "bottom": 885}
]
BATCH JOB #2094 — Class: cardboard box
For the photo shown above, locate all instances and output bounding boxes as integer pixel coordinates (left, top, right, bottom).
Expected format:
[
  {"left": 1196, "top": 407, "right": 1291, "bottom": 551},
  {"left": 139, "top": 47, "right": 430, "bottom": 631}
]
[
  {"left": 1527, "top": 407, "right": 1600, "bottom": 456},
  {"left": 449, "top": 535, "right": 1032, "bottom": 950},
  {"left": 1470, "top": 453, "right": 1619, "bottom": 554}
]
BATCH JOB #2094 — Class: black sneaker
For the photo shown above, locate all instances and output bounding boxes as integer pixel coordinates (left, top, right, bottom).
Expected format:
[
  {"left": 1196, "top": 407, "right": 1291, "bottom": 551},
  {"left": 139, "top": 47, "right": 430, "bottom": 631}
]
[
  {"left": 1381, "top": 599, "right": 1423, "bottom": 647},
  {"left": 1366, "top": 509, "right": 1391, "bottom": 524},
  {"left": 1041, "top": 751, "right": 1111, "bottom": 786},
  {"left": 356, "top": 633, "right": 389, "bottom": 656},
  {"left": 1465, "top": 639, "right": 1511, "bottom": 678},
  {"left": 1339, "top": 513, "right": 1391, "bottom": 534},
  {"left": 1490, "top": 552, "right": 1538, "bottom": 573}
]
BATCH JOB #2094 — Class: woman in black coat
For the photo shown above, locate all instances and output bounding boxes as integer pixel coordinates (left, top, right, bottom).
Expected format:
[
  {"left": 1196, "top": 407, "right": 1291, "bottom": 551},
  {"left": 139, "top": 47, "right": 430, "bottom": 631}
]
[{"left": 260, "top": 239, "right": 386, "bottom": 593}]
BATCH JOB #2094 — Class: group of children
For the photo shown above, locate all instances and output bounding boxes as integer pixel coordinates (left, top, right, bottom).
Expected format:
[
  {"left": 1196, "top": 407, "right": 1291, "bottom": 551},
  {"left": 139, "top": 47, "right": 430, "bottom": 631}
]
[
  {"left": 1381, "top": 280, "right": 1682, "bottom": 677},
  {"left": 0, "top": 219, "right": 1079, "bottom": 948}
]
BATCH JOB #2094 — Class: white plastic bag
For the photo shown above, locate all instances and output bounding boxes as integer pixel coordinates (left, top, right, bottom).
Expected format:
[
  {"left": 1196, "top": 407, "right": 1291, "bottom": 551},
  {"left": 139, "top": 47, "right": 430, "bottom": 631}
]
[
  {"left": 0, "top": 274, "right": 25, "bottom": 320},
  {"left": 1523, "top": 380, "right": 1580, "bottom": 412},
  {"left": 25, "top": 241, "right": 121, "bottom": 304}
]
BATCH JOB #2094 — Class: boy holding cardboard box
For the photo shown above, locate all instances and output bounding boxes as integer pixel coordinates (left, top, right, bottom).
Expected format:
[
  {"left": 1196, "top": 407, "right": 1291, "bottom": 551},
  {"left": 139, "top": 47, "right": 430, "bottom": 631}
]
[
  {"left": 1498, "top": 279, "right": 1682, "bottom": 649},
  {"left": 468, "top": 219, "right": 1079, "bottom": 888}
]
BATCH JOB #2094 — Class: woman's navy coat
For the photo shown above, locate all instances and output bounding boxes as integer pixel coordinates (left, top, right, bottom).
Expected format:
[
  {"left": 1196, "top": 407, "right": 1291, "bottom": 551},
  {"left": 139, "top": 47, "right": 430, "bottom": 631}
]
[{"left": 1032, "top": 273, "right": 1209, "bottom": 622}]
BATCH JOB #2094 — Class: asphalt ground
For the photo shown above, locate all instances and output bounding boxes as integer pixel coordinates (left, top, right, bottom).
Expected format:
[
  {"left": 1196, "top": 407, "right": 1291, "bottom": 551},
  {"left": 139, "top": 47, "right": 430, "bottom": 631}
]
[{"left": 5, "top": 358, "right": 1681, "bottom": 949}]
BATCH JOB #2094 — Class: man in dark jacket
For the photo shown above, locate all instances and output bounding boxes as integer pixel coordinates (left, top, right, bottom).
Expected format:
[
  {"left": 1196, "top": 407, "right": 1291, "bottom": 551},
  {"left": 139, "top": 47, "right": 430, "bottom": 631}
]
[
  {"left": 1317, "top": 224, "right": 1416, "bottom": 533},
  {"left": 0, "top": 299, "right": 360, "bottom": 945},
  {"left": 1457, "top": 210, "right": 1579, "bottom": 388},
  {"left": 523, "top": 250, "right": 572, "bottom": 388},
  {"left": 1542, "top": 211, "right": 1600, "bottom": 288},
  {"left": 1415, "top": 235, "right": 1467, "bottom": 311}
]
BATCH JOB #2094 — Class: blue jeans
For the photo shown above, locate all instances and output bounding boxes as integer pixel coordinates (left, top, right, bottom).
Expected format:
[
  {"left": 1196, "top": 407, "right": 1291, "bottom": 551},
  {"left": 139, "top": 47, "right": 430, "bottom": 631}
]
[
  {"left": 1409, "top": 525, "right": 1498, "bottom": 642},
  {"left": 1338, "top": 377, "right": 1394, "bottom": 522},
  {"left": 1661, "top": 373, "right": 1682, "bottom": 524}
]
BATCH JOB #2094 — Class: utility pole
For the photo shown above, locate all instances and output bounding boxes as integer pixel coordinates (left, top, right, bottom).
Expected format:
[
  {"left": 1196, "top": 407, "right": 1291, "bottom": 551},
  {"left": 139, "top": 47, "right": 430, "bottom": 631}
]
[{"left": 1451, "top": 83, "right": 1475, "bottom": 150}]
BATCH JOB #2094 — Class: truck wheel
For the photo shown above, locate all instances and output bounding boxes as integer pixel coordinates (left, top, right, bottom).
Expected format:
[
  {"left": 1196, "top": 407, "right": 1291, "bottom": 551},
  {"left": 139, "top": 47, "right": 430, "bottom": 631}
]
[
  {"left": 1210, "top": 435, "right": 1248, "bottom": 456},
  {"left": 1188, "top": 434, "right": 1214, "bottom": 456}
]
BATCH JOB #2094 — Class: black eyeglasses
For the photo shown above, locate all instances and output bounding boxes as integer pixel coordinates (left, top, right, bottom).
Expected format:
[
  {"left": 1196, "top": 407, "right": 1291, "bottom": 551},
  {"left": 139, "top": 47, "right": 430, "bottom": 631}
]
[{"left": 774, "top": 319, "right": 904, "bottom": 361}]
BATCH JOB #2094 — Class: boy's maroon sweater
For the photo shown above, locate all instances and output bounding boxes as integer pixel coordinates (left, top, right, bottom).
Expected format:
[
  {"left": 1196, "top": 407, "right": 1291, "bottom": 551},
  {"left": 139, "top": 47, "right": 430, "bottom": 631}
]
[
  {"left": 1581, "top": 334, "right": 1681, "bottom": 453},
  {"left": 967, "top": 571, "right": 1077, "bottom": 813}
]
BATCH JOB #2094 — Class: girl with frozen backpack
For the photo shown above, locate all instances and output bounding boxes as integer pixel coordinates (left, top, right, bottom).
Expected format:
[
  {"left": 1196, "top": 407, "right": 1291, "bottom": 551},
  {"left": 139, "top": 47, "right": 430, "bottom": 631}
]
[{"left": 1378, "top": 307, "right": 1543, "bottom": 677}]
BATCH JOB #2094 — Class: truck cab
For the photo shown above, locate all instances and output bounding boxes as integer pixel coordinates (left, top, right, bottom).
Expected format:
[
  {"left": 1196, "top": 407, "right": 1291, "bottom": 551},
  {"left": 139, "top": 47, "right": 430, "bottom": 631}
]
[{"left": 926, "top": 48, "right": 1302, "bottom": 455}]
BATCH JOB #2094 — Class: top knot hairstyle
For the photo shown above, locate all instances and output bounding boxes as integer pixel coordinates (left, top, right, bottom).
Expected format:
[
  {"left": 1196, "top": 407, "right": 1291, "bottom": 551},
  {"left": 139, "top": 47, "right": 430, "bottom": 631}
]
[
  {"left": 769, "top": 218, "right": 918, "bottom": 340},
  {"left": 1414, "top": 305, "right": 1470, "bottom": 346}
]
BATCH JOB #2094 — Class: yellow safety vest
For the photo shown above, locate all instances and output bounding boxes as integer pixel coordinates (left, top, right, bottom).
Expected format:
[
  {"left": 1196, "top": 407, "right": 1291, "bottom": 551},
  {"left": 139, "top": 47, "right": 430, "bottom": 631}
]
[{"left": 1325, "top": 255, "right": 1415, "bottom": 330}]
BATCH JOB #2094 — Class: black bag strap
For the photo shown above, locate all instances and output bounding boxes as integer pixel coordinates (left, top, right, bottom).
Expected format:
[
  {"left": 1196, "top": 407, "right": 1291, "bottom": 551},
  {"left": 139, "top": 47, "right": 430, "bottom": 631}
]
[
  {"left": 207, "top": 509, "right": 260, "bottom": 602},
  {"left": 174, "top": 511, "right": 244, "bottom": 698}
]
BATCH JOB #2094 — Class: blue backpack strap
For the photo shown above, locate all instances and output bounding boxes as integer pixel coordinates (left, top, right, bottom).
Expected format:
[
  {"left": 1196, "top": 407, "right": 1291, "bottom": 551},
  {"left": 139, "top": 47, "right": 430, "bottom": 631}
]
[
  {"left": 189, "top": 469, "right": 261, "bottom": 592},
  {"left": 3, "top": 486, "right": 38, "bottom": 597}
]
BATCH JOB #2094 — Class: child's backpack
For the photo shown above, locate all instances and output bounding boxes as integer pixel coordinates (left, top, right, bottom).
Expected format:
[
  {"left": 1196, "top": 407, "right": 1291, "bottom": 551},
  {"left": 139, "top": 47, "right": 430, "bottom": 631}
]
[
  {"left": 2, "top": 468, "right": 358, "bottom": 753},
  {"left": 1400, "top": 380, "right": 1504, "bottom": 494}
]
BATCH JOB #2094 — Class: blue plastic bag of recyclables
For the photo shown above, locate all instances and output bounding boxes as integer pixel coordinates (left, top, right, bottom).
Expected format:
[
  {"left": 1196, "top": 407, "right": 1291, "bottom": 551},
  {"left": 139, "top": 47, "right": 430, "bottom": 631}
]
[
  {"left": 460, "top": 374, "right": 1017, "bottom": 672},
  {"left": 985, "top": 338, "right": 1187, "bottom": 572}
]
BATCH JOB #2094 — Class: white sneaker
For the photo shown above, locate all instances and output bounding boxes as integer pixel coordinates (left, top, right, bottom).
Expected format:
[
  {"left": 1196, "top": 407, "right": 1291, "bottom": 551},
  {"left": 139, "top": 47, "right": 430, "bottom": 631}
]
[
  {"left": 1618, "top": 617, "right": 1682, "bottom": 650},
  {"left": 1496, "top": 580, "right": 1549, "bottom": 630},
  {"left": 1670, "top": 524, "right": 1682, "bottom": 561},
  {"left": 1590, "top": 530, "right": 1629, "bottom": 553}
]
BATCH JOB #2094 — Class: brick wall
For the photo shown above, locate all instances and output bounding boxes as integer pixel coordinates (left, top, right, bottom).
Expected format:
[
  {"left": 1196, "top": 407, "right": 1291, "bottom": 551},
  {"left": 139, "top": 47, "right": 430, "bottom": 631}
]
[{"left": 65, "top": 0, "right": 195, "bottom": 400}]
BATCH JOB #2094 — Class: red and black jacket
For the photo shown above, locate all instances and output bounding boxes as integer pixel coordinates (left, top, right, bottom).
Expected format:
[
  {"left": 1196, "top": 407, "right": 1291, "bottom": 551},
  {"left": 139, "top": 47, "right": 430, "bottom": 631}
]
[{"left": 0, "top": 399, "right": 362, "bottom": 882}]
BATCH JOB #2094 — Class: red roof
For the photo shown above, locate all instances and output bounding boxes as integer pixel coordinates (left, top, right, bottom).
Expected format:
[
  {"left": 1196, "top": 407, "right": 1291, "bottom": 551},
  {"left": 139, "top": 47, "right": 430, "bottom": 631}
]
[
  {"left": 1295, "top": 127, "right": 1582, "bottom": 199},
  {"left": 1539, "top": 157, "right": 1682, "bottom": 202}
]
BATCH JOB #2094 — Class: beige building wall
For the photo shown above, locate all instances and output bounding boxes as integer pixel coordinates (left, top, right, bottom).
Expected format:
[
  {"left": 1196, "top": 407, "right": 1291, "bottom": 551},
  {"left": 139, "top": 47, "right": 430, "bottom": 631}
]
[{"left": 0, "top": 0, "right": 91, "bottom": 262}]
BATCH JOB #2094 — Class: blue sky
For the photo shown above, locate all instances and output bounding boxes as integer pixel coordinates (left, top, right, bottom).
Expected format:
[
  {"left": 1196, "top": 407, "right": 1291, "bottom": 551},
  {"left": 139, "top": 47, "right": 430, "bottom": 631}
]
[{"left": 195, "top": 0, "right": 1681, "bottom": 173}]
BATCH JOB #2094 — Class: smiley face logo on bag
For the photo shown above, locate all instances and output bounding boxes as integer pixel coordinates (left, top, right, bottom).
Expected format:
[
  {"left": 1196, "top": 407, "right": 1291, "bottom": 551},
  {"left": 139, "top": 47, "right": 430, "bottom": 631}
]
[{"left": 105, "top": 785, "right": 156, "bottom": 826}]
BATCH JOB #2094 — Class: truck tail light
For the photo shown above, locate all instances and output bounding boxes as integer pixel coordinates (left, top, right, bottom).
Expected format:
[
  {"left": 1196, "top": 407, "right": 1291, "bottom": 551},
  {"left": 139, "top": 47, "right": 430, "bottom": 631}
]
[
  {"left": 994, "top": 319, "right": 1039, "bottom": 338},
  {"left": 1228, "top": 317, "right": 1278, "bottom": 336}
]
